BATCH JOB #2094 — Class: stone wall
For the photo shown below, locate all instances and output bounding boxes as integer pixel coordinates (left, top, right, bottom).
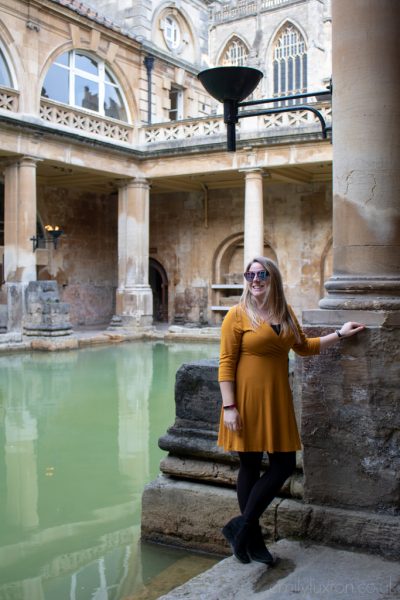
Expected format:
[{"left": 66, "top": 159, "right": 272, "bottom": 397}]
[
  {"left": 150, "top": 182, "right": 332, "bottom": 324},
  {"left": 38, "top": 187, "right": 118, "bottom": 327}
]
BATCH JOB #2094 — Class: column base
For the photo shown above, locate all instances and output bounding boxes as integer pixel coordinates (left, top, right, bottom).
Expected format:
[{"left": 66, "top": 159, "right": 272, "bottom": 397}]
[
  {"left": 319, "top": 277, "right": 400, "bottom": 310},
  {"left": 114, "top": 285, "right": 153, "bottom": 328}
]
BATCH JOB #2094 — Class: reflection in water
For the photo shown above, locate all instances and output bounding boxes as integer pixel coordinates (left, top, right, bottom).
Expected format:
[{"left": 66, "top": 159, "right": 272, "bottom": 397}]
[{"left": 0, "top": 341, "right": 219, "bottom": 600}]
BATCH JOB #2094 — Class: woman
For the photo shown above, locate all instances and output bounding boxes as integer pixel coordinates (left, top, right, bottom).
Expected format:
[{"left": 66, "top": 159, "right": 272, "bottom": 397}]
[{"left": 218, "top": 257, "right": 364, "bottom": 565}]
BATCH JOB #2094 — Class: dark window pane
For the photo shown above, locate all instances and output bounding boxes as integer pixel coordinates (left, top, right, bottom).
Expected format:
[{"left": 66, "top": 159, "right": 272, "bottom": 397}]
[
  {"left": 75, "top": 53, "right": 98, "bottom": 76},
  {"left": 280, "top": 61, "right": 286, "bottom": 93},
  {"left": 295, "top": 55, "right": 301, "bottom": 90},
  {"left": 105, "top": 70, "right": 116, "bottom": 84},
  {"left": 76, "top": 76, "right": 99, "bottom": 111},
  {"left": 273, "top": 60, "right": 279, "bottom": 95},
  {"left": 0, "top": 48, "right": 12, "bottom": 87},
  {"left": 104, "top": 83, "right": 127, "bottom": 121},
  {"left": 42, "top": 64, "right": 69, "bottom": 103},
  {"left": 288, "top": 57, "right": 293, "bottom": 93},
  {"left": 303, "top": 54, "right": 307, "bottom": 89}
]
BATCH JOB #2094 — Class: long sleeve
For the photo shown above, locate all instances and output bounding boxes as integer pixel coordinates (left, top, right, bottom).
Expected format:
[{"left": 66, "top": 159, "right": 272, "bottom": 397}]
[
  {"left": 218, "top": 306, "right": 243, "bottom": 382},
  {"left": 289, "top": 307, "right": 320, "bottom": 357}
]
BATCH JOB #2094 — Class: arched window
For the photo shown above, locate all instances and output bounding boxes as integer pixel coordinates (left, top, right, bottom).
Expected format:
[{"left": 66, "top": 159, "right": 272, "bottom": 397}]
[
  {"left": 0, "top": 47, "right": 13, "bottom": 88},
  {"left": 273, "top": 24, "right": 307, "bottom": 100},
  {"left": 222, "top": 37, "right": 248, "bottom": 66},
  {"left": 41, "top": 50, "right": 128, "bottom": 121}
]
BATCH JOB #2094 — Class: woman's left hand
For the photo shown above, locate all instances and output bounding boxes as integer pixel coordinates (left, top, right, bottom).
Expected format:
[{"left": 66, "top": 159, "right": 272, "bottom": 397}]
[{"left": 338, "top": 322, "right": 365, "bottom": 338}]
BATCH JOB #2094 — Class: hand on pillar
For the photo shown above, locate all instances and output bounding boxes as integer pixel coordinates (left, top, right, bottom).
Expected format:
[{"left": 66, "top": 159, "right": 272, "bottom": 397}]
[{"left": 337, "top": 322, "right": 366, "bottom": 338}]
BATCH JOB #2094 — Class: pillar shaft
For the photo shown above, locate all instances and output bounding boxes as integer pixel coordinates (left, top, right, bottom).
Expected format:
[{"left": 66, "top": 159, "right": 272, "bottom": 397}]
[
  {"left": 3, "top": 157, "right": 38, "bottom": 283},
  {"left": 243, "top": 169, "right": 264, "bottom": 268},
  {"left": 320, "top": 0, "right": 400, "bottom": 309},
  {"left": 115, "top": 178, "right": 152, "bottom": 327}
]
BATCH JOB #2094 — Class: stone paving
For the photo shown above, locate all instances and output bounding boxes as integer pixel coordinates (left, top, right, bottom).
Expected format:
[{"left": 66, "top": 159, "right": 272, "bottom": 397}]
[{"left": 159, "top": 539, "right": 400, "bottom": 600}]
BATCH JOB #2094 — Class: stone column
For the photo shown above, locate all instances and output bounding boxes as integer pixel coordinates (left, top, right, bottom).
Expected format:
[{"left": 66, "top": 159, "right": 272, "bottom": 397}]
[
  {"left": 243, "top": 169, "right": 264, "bottom": 268},
  {"left": 319, "top": 0, "right": 400, "bottom": 310},
  {"left": 3, "top": 157, "right": 38, "bottom": 283},
  {"left": 115, "top": 178, "right": 153, "bottom": 327},
  {"left": 299, "top": 0, "right": 400, "bottom": 512}
]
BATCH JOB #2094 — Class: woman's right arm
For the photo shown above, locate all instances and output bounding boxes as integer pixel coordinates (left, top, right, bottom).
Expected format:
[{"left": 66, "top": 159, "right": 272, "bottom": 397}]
[
  {"left": 218, "top": 307, "right": 243, "bottom": 432},
  {"left": 219, "top": 381, "right": 242, "bottom": 431}
]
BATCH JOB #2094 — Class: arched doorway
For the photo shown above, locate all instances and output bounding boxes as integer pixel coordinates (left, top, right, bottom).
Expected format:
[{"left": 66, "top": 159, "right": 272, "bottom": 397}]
[{"left": 149, "top": 258, "right": 168, "bottom": 322}]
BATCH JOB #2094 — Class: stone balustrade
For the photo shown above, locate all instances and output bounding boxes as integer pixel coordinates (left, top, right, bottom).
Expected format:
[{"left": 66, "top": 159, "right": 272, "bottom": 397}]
[
  {"left": 0, "top": 86, "right": 19, "bottom": 112},
  {"left": 210, "top": 0, "right": 306, "bottom": 24},
  {"left": 40, "top": 99, "right": 135, "bottom": 144},
  {"left": 141, "top": 100, "right": 331, "bottom": 149}
]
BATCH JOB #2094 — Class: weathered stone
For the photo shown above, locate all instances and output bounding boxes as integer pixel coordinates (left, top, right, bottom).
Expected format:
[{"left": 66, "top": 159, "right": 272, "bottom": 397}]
[
  {"left": 298, "top": 323, "right": 400, "bottom": 512},
  {"left": 23, "top": 281, "right": 73, "bottom": 337},
  {"left": 141, "top": 475, "right": 278, "bottom": 555},
  {"left": 142, "top": 477, "right": 400, "bottom": 560}
]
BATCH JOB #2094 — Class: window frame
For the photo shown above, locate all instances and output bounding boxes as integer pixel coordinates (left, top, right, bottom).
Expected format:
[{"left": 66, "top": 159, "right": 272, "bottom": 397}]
[
  {"left": 0, "top": 44, "right": 15, "bottom": 89},
  {"left": 42, "top": 50, "right": 130, "bottom": 122},
  {"left": 272, "top": 24, "right": 307, "bottom": 101},
  {"left": 169, "top": 85, "right": 184, "bottom": 121}
]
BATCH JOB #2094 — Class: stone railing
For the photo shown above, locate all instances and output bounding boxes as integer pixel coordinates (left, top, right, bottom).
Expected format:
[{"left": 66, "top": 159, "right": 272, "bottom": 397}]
[
  {"left": 142, "top": 115, "right": 228, "bottom": 145},
  {"left": 210, "top": 0, "right": 306, "bottom": 23},
  {"left": 141, "top": 101, "right": 331, "bottom": 148},
  {"left": 0, "top": 86, "right": 19, "bottom": 112},
  {"left": 40, "top": 99, "right": 134, "bottom": 143}
]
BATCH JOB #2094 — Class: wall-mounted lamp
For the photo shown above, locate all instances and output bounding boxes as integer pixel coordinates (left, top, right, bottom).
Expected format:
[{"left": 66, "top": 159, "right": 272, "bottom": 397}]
[
  {"left": 31, "top": 225, "right": 63, "bottom": 251},
  {"left": 197, "top": 66, "right": 332, "bottom": 152}
]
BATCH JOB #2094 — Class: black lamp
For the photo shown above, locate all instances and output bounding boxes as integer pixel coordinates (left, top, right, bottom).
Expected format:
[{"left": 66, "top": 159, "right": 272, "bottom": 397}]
[
  {"left": 198, "top": 66, "right": 263, "bottom": 152},
  {"left": 31, "top": 225, "right": 63, "bottom": 251},
  {"left": 198, "top": 66, "right": 331, "bottom": 152}
]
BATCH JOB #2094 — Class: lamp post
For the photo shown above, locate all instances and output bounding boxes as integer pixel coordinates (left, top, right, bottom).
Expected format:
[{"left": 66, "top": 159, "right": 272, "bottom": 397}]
[{"left": 197, "top": 66, "right": 332, "bottom": 151}]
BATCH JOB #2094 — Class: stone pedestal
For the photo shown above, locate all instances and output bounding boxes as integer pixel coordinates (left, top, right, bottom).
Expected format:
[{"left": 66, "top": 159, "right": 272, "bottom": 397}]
[
  {"left": 23, "top": 280, "right": 72, "bottom": 337},
  {"left": 298, "top": 312, "right": 400, "bottom": 512}
]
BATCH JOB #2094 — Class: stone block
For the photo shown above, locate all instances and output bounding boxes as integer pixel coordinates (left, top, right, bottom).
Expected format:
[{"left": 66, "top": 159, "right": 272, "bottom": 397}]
[
  {"left": 23, "top": 281, "right": 73, "bottom": 337},
  {"left": 298, "top": 322, "right": 400, "bottom": 512},
  {"left": 141, "top": 478, "right": 400, "bottom": 559}
]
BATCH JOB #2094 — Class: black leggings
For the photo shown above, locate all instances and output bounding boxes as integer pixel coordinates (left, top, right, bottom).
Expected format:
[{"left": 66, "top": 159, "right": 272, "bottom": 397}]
[{"left": 237, "top": 451, "right": 296, "bottom": 523}]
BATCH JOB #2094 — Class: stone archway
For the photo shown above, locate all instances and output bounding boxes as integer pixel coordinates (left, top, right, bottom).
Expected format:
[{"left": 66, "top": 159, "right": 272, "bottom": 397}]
[
  {"left": 211, "top": 233, "right": 278, "bottom": 323},
  {"left": 149, "top": 258, "right": 168, "bottom": 322}
]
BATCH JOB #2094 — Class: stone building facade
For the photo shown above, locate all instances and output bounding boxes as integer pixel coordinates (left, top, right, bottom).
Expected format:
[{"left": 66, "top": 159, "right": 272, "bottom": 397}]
[{"left": 0, "top": 0, "right": 332, "bottom": 333}]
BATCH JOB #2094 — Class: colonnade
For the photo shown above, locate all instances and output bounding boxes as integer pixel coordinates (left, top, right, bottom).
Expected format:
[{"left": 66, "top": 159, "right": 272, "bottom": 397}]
[{"left": 0, "top": 160, "right": 266, "bottom": 330}]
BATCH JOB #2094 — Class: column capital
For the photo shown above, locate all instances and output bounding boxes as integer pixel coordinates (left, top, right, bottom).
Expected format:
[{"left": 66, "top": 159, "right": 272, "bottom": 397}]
[{"left": 118, "top": 177, "right": 149, "bottom": 190}]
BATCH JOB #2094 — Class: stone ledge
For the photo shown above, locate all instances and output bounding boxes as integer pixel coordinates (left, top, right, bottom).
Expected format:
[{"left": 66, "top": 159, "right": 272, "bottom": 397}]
[{"left": 141, "top": 476, "right": 400, "bottom": 560}]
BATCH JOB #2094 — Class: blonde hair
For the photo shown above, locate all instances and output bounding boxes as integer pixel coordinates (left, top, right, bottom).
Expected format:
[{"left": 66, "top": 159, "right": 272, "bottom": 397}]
[{"left": 239, "top": 256, "right": 301, "bottom": 342}]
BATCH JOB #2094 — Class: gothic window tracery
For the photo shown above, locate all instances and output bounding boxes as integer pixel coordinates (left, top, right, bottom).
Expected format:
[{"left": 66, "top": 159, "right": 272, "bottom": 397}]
[
  {"left": 273, "top": 24, "right": 307, "bottom": 100},
  {"left": 41, "top": 50, "right": 128, "bottom": 122},
  {"left": 221, "top": 37, "right": 248, "bottom": 66}
]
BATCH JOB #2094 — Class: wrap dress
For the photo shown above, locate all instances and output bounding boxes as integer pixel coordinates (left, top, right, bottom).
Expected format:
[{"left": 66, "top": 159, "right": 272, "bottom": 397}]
[{"left": 217, "top": 304, "right": 320, "bottom": 453}]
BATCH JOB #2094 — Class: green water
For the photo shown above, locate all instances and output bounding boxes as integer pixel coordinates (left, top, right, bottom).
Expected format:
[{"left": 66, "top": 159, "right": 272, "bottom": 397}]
[{"left": 0, "top": 341, "right": 219, "bottom": 600}]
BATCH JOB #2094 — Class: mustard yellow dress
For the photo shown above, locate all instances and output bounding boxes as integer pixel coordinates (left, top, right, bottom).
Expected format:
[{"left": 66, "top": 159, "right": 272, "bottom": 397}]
[{"left": 217, "top": 305, "right": 320, "bottom": 453}]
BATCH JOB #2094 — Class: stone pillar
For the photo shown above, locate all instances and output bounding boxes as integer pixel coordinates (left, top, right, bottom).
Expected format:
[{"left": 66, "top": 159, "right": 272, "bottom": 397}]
[
  {"left": 114, "top": 178, "right": 153, "bottom": 328},
  {"left": 243, "top": 169, "right": 264, "bottom": 267},
  {"left": 319, "top": 0, "right": 400, "bottom": 310},
  {"left": 299, "top": 0, "right": 400, "bottom": 512},
  {"left": 3, "top": 157, "right": 38, "bottom": 283}
]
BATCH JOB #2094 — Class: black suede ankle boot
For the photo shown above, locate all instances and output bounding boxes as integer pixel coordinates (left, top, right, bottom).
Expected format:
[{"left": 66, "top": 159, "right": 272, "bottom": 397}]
[
  {"left": 247, "top": 523, "right": 274, "bottom": 565},
  {"left": 221, "top": 516, "right": 251, "bottom": 564}
]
